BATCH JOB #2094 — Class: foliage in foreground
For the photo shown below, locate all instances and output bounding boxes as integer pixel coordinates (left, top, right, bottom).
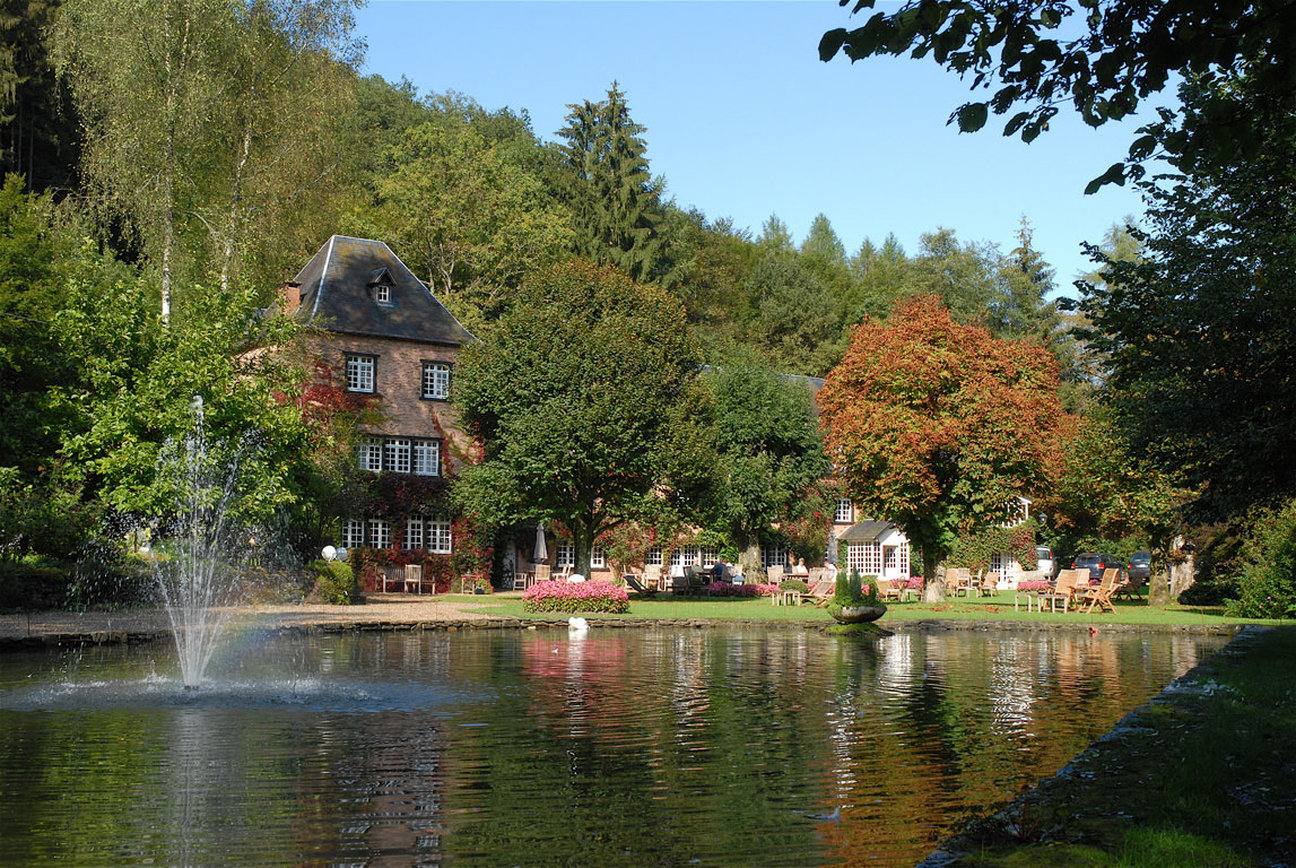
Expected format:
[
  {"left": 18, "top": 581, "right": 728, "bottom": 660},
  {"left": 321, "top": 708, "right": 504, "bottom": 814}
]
[
  {"left": 522, "top": 579, "right": 630, "bottom": 615},
  {"left": 1225, "top": 498, "right": 1296, "bottom": 620}
]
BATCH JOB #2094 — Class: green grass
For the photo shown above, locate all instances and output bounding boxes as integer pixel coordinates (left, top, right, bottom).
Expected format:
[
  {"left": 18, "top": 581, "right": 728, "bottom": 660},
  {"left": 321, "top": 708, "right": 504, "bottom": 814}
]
[
  {"left": 947, "top": 625, "right": 1296, "bottom": 866},
  {"left": 460, "top": 588, "right": 1286, "bottom": 628}
]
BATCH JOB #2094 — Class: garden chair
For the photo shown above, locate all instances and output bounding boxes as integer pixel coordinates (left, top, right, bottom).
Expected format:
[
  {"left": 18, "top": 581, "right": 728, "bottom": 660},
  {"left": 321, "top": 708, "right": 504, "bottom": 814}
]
[
  {"left": 533, "top": 564, "right": 552, "bottom": 583},
  {"left": 404, "top": 563, "right": 424, "bottom": 594},
  {"left": 623, "top": 572, "right": 658, "bottom": 598},
  {"left": 1039, "top": 569, "right": 1080, "bottom": 612},
  {"left": 642, "top": 564, "right": 665, "bottom": 592},
  {"left": 766, "top": 565, "right": 784, "bottom": 585},
  {"left": 978, "top": 571, "right": 1000, "bottom": 597},
  {"left": 1078, "top": 568, "right": 1123, "bottom": 613},
  {"left": 943, "top": 568, "right": 961, "bottom": 596},
  {"left": 807, "top": 577, "right": 837, "bottom": 606}
]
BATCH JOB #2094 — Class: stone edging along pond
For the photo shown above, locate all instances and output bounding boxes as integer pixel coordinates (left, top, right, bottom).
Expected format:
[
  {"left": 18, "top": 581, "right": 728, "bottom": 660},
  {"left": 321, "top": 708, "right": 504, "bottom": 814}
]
[{"left": 0, "top": 611, "right": 1247, "bottom": 651}]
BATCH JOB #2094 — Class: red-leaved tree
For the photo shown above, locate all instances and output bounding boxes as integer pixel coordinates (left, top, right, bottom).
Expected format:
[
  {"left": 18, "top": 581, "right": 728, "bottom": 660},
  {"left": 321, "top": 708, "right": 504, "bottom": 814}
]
[{"left": 818, "top": 295, "right": 1062, "bottom": 599}]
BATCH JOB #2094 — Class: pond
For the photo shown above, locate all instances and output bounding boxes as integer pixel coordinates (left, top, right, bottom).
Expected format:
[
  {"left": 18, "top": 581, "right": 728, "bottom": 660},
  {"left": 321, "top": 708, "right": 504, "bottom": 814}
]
[{"left": 0, "top": 626, "right": 1225, "bottom": 866}]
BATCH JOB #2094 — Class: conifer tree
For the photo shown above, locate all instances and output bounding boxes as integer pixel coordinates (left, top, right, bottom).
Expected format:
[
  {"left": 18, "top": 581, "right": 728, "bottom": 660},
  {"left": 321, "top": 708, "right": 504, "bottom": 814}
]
[{"left": 555, "top": 82, "right": 665, "bottom": 281}]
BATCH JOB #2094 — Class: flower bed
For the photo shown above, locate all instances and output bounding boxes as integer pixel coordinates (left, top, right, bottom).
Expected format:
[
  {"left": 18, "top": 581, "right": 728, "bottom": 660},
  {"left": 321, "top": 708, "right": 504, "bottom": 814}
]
[
  {"left": 523, "top": 580, "right": 630, "bottom": 614},
  {"left": 1016, "top": 579, "right": 1051, "bottom": 593}
]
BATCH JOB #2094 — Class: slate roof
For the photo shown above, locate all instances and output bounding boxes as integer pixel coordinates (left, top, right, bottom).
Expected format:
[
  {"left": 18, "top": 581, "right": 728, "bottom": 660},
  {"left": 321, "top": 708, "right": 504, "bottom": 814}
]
[
  {"left": 292, "top": 236, "right": 475, "bottom": 346},
  {"left": 837, "top": 520, "right": 902, "bottom": 544}
]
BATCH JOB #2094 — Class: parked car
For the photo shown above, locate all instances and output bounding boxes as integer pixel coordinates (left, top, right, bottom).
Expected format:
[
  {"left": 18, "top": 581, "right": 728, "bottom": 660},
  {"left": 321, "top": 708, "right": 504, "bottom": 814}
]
[
  {"left": 1071, "top": 552, "right": 1118, "bottom": 584},
  {"left": 1127, "top": 550, "right": 1151, "bottom": 586},
  {"left": 1035, "top": 546, "right": 1056, "bottom": 578}
]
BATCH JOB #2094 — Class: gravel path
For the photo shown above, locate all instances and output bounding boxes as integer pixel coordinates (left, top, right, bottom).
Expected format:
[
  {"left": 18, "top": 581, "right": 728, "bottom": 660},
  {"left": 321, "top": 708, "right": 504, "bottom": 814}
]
[{"left": 0, "top": 594, "right": 499, "bottom": 645}]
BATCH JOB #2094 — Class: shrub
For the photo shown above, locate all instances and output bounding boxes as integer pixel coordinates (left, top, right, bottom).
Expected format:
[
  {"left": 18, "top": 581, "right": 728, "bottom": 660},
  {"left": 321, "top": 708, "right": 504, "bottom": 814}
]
[
  {"left": 1178, "top": 580, "right": 1236, "bottom": 607},
  {"left": 779, "top": 578, "right": 809, "bottom": 594},
  {"left": 834, "top": 571, "right": 880, "bottom": 606},
  {"left": 706, "top": 581, "right": 772, "bottom": 598},
  {"left": 312, "top": 559, "right": 357, "bottom": 605},
  {"left": 522, "top": 579, "right": 630, "bottom": 614},
  {"left": 1225, "top": 498, "right": 1296, "bottom": 619}
]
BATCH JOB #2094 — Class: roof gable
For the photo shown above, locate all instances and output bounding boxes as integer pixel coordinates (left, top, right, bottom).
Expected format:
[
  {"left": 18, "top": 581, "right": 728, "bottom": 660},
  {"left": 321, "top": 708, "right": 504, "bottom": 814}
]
[
  {"left": 292, "top": 236, "right": 475, "bottom": 346},
  {"left": 838, "top": 520, "right": 906, "bottom": 544}
]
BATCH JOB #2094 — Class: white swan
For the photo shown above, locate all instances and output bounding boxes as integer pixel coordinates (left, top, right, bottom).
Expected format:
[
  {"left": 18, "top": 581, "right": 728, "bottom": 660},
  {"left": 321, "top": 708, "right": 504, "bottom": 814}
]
[{"left": 568, "top": 616, "right": 590, "bottom": 635}]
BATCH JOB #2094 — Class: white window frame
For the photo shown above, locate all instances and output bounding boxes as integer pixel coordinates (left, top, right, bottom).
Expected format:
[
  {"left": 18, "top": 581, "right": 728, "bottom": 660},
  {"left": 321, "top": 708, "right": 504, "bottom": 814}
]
[
  {"left": 671, "top": 546, "right": 700, "bottom": 567},
  {"left": 359, "top": 436, "right": 383, "bottom": 473},
  {"left": 556, "top": 541, "right": 575, "bottom": 569},
  {"left": 345, "top": 354, "right": 375, "bottom": 393},
  {"left": 761, "top": 545, "right": 786, "bottom": 569},
  {"left": 368, "top": 518, "right": 390, "bottom": 549},
  {"left": 343, "top": 519, "right": 365, "bottom": 549},
  {"left": 404, "top": 517, "right": 424, "bottom": 550},
  {"left": 834, "top": 499, "right": 854, "bottom": 524},
  {"left": 421, "top": 361, "right": 452, "bottom": 400},
  {"left": 591, "top": 545, "right": 606, "bottom": 568},
  {"left": 412, "top": 439, "right": 440, "bottom": 476},
  {"left": 644, "top": 546, "right": 663, "bottom": 566},
  {"left": 427, "top": 518, "right": 452, "bottom": 554},
  {"left": 384, "top": 438, "right": 411, "bottom": 474},
  {"left": 374, "top": 284, "right": 390, "bottom": 303},
  {"left": 699, "top": 547, "right": 717, "bottom": 568}
]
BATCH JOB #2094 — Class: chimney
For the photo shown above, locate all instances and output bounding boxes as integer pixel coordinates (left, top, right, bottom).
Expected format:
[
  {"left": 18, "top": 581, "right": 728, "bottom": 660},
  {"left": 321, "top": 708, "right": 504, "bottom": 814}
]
[{"left": 278, "top": 282, "right": 301, "bottom": 317}]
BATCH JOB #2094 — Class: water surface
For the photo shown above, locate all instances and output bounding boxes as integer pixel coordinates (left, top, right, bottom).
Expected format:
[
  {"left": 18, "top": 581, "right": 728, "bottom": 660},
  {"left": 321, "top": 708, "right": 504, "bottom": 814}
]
[{"left": 0, "top": 626, "right": 1224, "bottom": 866}]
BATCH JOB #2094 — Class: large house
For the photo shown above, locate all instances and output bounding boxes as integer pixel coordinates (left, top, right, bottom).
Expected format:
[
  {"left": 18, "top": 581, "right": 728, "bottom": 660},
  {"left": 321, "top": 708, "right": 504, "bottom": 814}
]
[
  {"left": 282, "top": 236, "right": 475, "bottom": 566},
  {"left": 280, "top": 237, "right": 1041, "bottom": 591}
]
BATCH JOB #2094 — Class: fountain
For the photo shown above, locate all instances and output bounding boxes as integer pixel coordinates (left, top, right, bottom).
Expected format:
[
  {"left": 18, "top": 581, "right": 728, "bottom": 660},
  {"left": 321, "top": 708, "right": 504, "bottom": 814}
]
[{"left": 150, "top": 395, "right": 251, "bottom": 689}]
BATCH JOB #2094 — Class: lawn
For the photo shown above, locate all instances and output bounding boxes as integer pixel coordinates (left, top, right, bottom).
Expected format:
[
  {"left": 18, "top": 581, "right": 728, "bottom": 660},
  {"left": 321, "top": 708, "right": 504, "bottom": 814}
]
[{"left": 458, "top": 588, "right": 1285, "bottom": 629}]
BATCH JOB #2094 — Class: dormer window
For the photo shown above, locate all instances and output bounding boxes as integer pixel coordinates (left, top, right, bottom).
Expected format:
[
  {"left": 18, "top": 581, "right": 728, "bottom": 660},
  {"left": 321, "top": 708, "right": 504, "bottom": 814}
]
[{"left": 367, "top": 266, "right": 395, "bottom": 305}]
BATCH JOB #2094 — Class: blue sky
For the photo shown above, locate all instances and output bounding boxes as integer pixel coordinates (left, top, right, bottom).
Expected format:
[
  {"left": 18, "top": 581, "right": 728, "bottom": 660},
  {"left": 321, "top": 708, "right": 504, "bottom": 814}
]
[{"left": 356, "top": 1, "right": 1152, "bottom": 293}]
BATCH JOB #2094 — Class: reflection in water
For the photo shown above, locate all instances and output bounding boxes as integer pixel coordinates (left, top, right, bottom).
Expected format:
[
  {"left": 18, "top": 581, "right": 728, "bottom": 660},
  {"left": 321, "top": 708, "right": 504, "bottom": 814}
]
[{"left": 0, "top": 627, "right": 1226, "bottom": 866}]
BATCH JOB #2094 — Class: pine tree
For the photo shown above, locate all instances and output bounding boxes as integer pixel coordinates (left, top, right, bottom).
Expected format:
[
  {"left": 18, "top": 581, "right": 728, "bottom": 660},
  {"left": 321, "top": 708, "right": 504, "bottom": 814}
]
[{"left": 556, "top": 82, "right": 664, "bottom": 281}]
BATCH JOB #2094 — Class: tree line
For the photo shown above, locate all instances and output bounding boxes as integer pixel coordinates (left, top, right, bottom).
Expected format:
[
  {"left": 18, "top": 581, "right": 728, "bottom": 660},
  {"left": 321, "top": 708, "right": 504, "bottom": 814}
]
[{"left": 3, "top": 0, "right": 1291, "bottom": 617}]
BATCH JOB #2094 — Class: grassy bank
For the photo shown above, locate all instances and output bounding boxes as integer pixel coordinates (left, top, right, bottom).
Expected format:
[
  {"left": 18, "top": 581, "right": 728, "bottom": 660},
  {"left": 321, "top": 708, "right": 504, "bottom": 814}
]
[
  {"left": 459, "top": 588, "right": 1284, "bottom": 629},
  {"left": 925, "top": 625, "right": 1296, "bottom": 867}
]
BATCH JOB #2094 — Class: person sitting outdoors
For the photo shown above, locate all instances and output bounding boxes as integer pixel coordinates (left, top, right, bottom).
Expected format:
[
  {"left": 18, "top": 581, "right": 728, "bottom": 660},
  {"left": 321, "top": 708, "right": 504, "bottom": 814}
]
[
  {"left": 712, "top": 559, "right": 729, "bottom": 582},
  {"left": 790, "top": 557, "right": 809, "bottom": 577}
]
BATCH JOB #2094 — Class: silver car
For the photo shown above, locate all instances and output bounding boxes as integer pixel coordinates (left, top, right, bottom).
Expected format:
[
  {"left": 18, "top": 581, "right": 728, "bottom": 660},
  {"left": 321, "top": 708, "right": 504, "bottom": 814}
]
[{"left": 1035, "top": 546, "right": 1056, "bottom": 578}]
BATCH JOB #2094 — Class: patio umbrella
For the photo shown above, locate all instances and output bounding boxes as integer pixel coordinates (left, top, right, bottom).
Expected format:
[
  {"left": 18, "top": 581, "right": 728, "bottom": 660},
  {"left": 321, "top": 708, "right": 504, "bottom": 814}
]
[{"left": 534, "top": 523, "right": 548, "bottom": 562}]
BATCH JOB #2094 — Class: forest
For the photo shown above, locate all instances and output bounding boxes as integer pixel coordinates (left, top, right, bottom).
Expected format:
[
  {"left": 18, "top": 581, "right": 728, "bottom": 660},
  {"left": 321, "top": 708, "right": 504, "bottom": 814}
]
[{"left": 2, "top": 0, "right": 1293, "bottom": 618}]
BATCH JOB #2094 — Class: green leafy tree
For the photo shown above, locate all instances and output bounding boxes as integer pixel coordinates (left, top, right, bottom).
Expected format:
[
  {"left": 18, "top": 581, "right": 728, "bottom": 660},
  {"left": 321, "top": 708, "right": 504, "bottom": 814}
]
[
  {"left": 51, "top": 275, "right": 311, "bottom": 525},
  {"left": 799, "top": 213, "right": 852, "bottom": 293},
  {"left": 657, "top": 207, "right": 758, "bottom": 342},
  {"left": 53, "top": 0, "right": 363, "bottom": 316},
  {"left": 667, "top": 350, "right": 831, "bottom": 572},
  {"left": 909, "top": 228, "right": 1000, "bottom": 326},
  {"left": 452, "top": 260, "right": 699, "bottom": 576},
  {"left": 1036, "top": 412, "right": 1188, "bottom": 601},
  {"left": 993, "top": 219, "right": 1060, "bottom": 345},
  {"left": 845, "top": 233, "right": 912, "bottom": 323},
  {"left": 818, "top": 295, "right": 1062, "bottom": 598},
  {"left": 0, "top": 176, "right": 72, "bottom": 474},
  {"left": 1075, "top": 71, "right": 1296, "bottom": 521},
  {"left": 364, "top": 116, "right": 572, "bottom": 333},
  {"left": 555, "top": 83, "right": 665, "bottom": 282},
  {"left": 742, "top": 253, "right": 845, "bottom": 377}
]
